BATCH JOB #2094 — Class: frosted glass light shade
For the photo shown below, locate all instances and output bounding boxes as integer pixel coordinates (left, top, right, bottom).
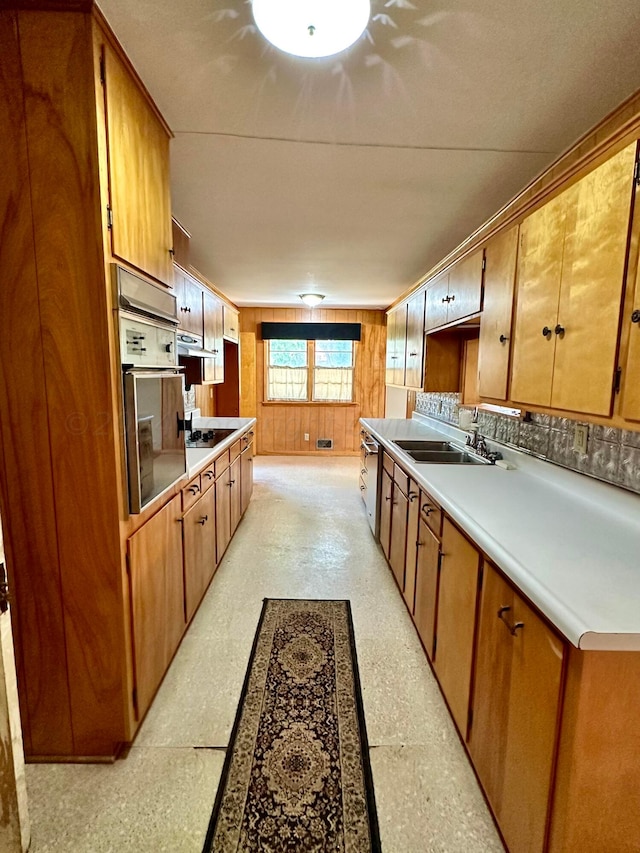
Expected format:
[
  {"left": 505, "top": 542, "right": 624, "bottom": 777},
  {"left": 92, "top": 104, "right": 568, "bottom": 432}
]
[
  {"left": 299, "top": 293, "right": 325, "bottom": 307},
  {"left": 252, "top": 0, "right": 370, "bottom": 58}
]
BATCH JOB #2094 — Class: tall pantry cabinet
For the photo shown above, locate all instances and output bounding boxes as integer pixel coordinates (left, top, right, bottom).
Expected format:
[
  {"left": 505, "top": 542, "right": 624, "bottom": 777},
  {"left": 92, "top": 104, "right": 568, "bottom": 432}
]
[{"left": 0, "top": 4, "right": 174, "bottom": 759}]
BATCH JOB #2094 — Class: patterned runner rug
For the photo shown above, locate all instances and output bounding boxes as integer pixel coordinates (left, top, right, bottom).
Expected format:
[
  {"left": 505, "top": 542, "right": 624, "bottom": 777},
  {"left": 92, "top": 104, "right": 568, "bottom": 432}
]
[{"left": 203, "top": 599, "right": 380, "bottom": 852}]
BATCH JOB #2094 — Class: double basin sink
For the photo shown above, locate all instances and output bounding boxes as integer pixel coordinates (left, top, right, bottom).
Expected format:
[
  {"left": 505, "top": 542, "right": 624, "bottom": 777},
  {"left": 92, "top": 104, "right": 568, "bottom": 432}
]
[{"left": 393, "top": 439, "right": 490, "bottom": 465}]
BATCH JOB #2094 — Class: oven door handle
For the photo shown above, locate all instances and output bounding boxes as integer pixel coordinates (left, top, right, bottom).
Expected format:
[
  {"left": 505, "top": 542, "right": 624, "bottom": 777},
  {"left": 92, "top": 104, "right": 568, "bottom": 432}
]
[{"left": 177, "top": 413, "right": 193, "bottom": 437}]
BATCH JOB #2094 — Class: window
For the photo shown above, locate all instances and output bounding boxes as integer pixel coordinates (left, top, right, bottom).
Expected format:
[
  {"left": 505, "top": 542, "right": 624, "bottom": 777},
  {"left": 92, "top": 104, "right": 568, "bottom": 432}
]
[
  {"left": 313, "top": 340, "right": 353, "bottom": 402},
  {"left": 266, "top": 339, "right": 354, "bottom": 402}
]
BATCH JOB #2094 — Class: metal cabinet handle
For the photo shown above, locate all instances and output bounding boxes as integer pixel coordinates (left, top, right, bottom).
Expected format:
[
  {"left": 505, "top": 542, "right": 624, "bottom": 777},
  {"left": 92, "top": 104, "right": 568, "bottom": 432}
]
[
  {"left": 416, "top": 540, "right": 423, "bottom": 548},
  {"left": 421, "top": 503, "right": 433, "bottom": 516},
  {"left": 385, "top": 496, "right": 392, "bottom": 501},
  {"left": 203, "top": 471, "right": 214, "bottom": 480},
  {"left": 409, "top": 351, "right": 418, "bottom": 357},
  {"left": 360, "top": 484, "right": 366, "bottom": 491},
  {"left": 449, "top": 294, "right": 455, "bottom": 302},
  {"left": 198, "top": 515, "right": 208, "bottom": 525},
  {"left": 188, "top": 485, "right": 200, "bottom": 495},
  {"left": 441, "top": 296, "right": 448, "bottom": 304},
  {"left": 632, "top": 309, "right": 640, "bottom": 324},
  {"left": 554, "top": 324, "right": 565, "bottom": 336},
  {"left": 409, "top": 491, "right": 419, "bottom": 502},
  {"left": 499, "top": 334, "right": 509, "bottom": 343},
  {"left": 542, "top": 326, "right": 552, "bottom": 337},
  {"left": 498, "top": 606, "right": 524, "bottom": 636}
]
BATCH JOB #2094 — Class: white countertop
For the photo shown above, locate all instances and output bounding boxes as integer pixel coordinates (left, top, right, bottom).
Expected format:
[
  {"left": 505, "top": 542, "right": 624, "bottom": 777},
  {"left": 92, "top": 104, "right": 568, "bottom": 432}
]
[
  {"left": 185, "top": 417, "right": 256, "bottom": 477},
  {"left": 361, "top": 415, "right": 640, "bottom": 651}
]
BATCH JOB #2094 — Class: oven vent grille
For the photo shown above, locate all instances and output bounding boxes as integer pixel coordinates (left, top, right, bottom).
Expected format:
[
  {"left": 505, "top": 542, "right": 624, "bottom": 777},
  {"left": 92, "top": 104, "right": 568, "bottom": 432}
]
[{"left": 316, "top": 438, "right": 333, "bottom": 450}]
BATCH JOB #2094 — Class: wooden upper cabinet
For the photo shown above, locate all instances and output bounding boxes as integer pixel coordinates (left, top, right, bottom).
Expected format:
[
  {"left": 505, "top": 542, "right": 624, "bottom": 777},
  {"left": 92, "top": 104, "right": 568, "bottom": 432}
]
[
  {"left": 551, "top": 143, "right": 637, "bottom": 414},
  {"left": 511, "top": 142, "right": 637, "bottom": 415},
  {"left": 404, "top": 289, "right": 426, "bottom": 388},
  {"left": 203, "top": 289, "right": 224, "bottom": 383},
  {"left": 621, "top": 247, "right": 640, "bottom": 421},
  {"left": 425, "top": 273, "right": 450, "bottom": 331},
  {"left": 425, "top": 251, "right": 484, "bottom": 332},
  {"left": 469, "top": 562, "right": 564, "bottom": 853},
  {"left": 478, "top": 226, "right": 519, "bottom": 400},
  {"left": 385, "top": 306, "right": 407, "bottom": 386},
  {"left": 178, "top": 271, "right": 204, "bottom": 336},
  {"left": 171, "top": 218, "right": 190, "bottom": 270},
  {"left": 447, "top": 250, "right": 484, "bottom": 324},
  {"left": 223, "top": 306, "right": 240, "bottom": 342},
  {"left": 510, "top": 194, "right": 565, "bottom": 407},
  {"left": 103, "top": 42, "right": 173, "bottom": 286}
]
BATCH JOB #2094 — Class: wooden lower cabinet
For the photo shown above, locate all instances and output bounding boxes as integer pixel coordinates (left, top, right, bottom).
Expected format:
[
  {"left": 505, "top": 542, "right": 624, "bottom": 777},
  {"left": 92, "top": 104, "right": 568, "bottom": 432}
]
[
  {"left": 403, "top": 484, "right": 420, "bottom": 613},
  {"left": 183, "top": 487, "right": 217, "bottom": 622},
  {"left": 216, "top": 466, "right": 232, "bottom": 560},
  {"left": 127, "top": 494, "right": 185, "bottom": 720},
  {"left": 230, "top": 455, "right": 241, "bottom": 535},
  {"left": 433, "top": 518, "right": 480, "bottom": 735},
  {"left": 240, "top": 442, "right": 254, "bottom": 515},
  {"left": 389, "top": 478, "right": 409, "bottom": 591},
  {"left": 469, "top": 562, "right": 564, "bottom": 853},
  {"left": 413, "top": 518, "right": 440, "bottom": 659},
  {"left": 379, "top": 467, "right": 393, "bottom": 561}
]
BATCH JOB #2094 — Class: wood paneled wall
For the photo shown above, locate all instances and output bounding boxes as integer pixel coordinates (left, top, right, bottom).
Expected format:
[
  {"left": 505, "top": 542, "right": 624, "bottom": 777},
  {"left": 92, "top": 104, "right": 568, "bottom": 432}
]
[{"left": 239, "top": 308, "right": 386, "bottom": 455}]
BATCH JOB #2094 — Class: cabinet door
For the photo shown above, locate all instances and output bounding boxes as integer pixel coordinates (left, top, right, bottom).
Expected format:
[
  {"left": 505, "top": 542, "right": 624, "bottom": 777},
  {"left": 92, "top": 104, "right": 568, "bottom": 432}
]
[
  {"left": 389, "top": 481, "right": 408, "bottom": 590},
  {"left": 379, "top": 467, "right": 393, "bottom": 560},
  {"left": 425, "top": 273, "right": 449, "bottom": 332},
  {"left": 404, "top": 290, "right": 426, "bottom": 388},
  {"left": 229, "top": 456, "right": 241, "bottom": 535},
  {"left": 413, "top": 520, "right": 440, "bottom": 659},
  {"left": 622, "top": 256, "right": 640, "bottom": 421},
  {"left": 386, "top": 306, "right": 407, "bottom": 386},
  {"left": 470, "top": 563, "right": 564, "bottom": 853},
  {"left": 448, "top": 249, "right": 484, "bottom": 324},
  {"left": 103, "top": 44, "right": 173, "bottom": 285},
  {"left": 385, "top": 310, "right": 398, "bottom": 385},
  {"left": 183, "top": 488, "right": 217, "bottom": 622},
  {"left": 478, "top": 227, "right": 518, "bottom": 400},
  {"left": 510, "top": 194, "right": 566, "bottom": 407},
  {"left": 551, "top": 143, "right": 636, "bottom": 415},
  {"left": 223, "top": 306, "right": 239, "bottom": 342},
  {"left": 179, "top": 274, "right": 204, "bottom": 336},
  {"left": 128, "top": 494, "right": 185, "bottom": 719},
  {"left": 215, "top": 468, "right": 232, "bottom": 562},
  {"left": 433, "top": 518, "right": 480, "bottom": 735},
  {"left": 203, "top": 290, "right": 224, "bottom": 382},
  {"left": 403, "top": 485, "right": 420, "bottom": 613},
  {"left": 240, "top": 442, "right": 254, "bottom": 516}
]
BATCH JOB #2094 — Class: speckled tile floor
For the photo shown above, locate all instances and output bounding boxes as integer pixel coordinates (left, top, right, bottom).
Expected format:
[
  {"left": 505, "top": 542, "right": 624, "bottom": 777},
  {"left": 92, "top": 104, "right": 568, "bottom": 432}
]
[{"left": 26, "top": 456, "right": 504, "bottom": 852}]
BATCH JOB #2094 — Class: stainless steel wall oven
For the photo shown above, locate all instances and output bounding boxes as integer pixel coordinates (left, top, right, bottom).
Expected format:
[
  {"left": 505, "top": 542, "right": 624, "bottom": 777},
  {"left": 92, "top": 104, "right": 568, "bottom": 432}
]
[{"left": 115, "top": 265, "right": 187, "bottom": 513}]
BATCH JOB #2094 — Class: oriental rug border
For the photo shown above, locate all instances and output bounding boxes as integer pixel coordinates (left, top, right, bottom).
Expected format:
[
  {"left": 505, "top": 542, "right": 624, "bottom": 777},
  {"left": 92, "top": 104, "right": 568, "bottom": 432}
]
[{"left": 202, "top": 598, "right": 380, "bottom": 852}]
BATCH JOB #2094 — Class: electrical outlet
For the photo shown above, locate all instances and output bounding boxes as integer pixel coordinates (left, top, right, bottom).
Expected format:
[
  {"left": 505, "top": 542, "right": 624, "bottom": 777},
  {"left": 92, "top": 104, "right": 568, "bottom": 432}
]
[
  {"left": 304, "top": 433, "right": 309, "bottom": 441},
  {"left": 573, "top": 424, "right": 589, "bottom": 454}
]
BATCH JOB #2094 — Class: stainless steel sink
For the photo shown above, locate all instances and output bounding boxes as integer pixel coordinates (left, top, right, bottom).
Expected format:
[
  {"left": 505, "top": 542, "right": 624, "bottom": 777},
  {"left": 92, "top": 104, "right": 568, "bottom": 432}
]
[
  {"left": 393, "top": 438, "right": 491, "bottom": 465},
  {"left": 393, "top": 439, "right": 454, "bottom": 451},
  {"left": 406, "top": 449, "right": 489, "bottom": 465}
]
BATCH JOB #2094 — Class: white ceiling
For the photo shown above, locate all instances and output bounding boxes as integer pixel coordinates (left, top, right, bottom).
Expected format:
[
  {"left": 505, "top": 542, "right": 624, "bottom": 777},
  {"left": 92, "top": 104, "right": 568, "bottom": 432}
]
[{"left": 97, "top": 0, "right": 640, "bottom": 308}]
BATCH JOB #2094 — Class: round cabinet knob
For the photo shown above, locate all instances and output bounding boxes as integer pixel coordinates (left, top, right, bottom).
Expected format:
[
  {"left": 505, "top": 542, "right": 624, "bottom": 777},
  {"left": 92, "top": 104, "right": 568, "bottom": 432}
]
[
  {"left": 542, "top": 326, "right": 552, "bottom": 338},
  {"left": 554, "top": 324, "right": 565, "bottom": 336},
  {"left": 632, "top": 309, "right": 640, "bottom": 324},
  {"left": 499, "top": 334, "right": 509, "bottom": 343}
]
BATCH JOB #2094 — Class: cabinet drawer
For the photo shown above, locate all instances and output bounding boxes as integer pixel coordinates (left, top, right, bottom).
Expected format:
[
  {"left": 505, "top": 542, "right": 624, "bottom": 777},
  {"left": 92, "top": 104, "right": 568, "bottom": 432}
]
[
  {"left": 382, "top": 451, "right": 394, "bottom": 477},
  {"left": 241, "top": 430, "right": 254, "bottom": 450},
  {"left": 200, "top": 465, "right": 215, "bottom": 494},
  {"left": 215, "top": 450, "right": 230, "bottom": 478},
  {"left": 393, "top": 464, "right": 409, "bottom": 496},
  {"left": 229, "top": 439, "right": 241, "bottom": 463},
  {"left": 420, "top": 491, "right": 442, "bottom": 537},
  {"left": 182, "top": 474, "right": 202, "bottom": 511}
]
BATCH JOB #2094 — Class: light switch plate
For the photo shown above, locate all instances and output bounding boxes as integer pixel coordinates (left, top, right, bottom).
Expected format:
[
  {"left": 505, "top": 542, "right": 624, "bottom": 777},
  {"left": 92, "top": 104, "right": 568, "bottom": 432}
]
[{"left": 573, "top": 423, "right": 589, "bottom": 454}]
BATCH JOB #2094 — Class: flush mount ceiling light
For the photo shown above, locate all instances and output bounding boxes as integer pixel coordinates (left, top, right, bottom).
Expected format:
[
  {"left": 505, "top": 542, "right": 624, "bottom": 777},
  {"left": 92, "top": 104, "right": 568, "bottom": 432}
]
[
  {"left": 252, "top": 0, "right": 371, "bottom": 59},
  {"left": 299, "top": 293, "right": 325, "bottom": 307}
]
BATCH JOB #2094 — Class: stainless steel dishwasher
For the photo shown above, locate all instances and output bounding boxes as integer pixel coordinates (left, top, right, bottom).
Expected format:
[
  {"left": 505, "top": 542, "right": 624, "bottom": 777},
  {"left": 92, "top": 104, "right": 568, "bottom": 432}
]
[{"left": 359, "top": 430, "right": 381, "bottom": 539}]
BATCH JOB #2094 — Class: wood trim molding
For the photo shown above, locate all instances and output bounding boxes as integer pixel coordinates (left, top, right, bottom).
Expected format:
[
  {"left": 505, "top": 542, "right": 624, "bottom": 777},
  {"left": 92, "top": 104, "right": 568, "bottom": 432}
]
[
  {"left": 388, "top": 89, "right": 640, "bottom": 311},
  {"left": 0, "top": 1, "right": 93, "bottom": 9}
]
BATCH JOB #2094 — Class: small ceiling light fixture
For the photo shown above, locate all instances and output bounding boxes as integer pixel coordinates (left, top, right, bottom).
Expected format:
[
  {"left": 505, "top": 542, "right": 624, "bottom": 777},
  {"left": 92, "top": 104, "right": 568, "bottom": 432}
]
[
  {"left": 299, "top": 293, "right": 325, "bottom": 308},
  {"left": 252, "top": 0, "right": 370, "bottom": 59}
]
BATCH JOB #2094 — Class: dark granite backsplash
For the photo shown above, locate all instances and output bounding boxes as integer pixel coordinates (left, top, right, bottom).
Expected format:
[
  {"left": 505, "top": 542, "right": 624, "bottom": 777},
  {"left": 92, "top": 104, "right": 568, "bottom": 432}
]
[{"left": 414, "top": 392, "right": 640, "bottom": 495}]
